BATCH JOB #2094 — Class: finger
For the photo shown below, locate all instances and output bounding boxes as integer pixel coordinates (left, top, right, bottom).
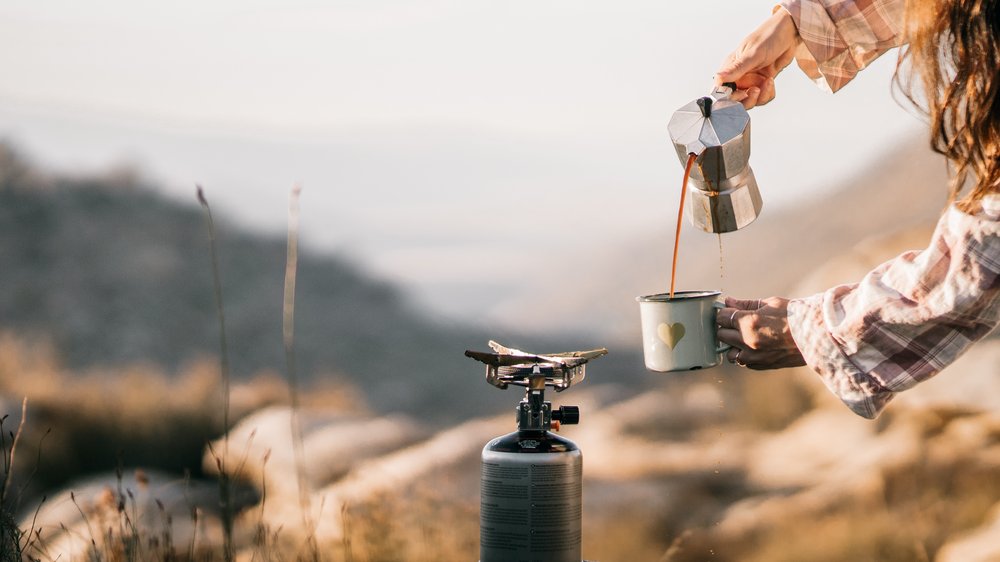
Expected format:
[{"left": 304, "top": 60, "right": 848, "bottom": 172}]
[
  {"left": 726, "top": 347, "right": 746, "bottom": 364},
  {"left": 716, "top": 307, "right": 739, "bottom": 329},
  {"left": 728, "top": 346, "right": 763, "bottom": 367},
  {"left": 716, "top": 46, "right": 765, "bottom": 85},
  {"left": 727, "top": 71, "right": 767, "bottom": 92},
  {"left": 716, "top": 307, "right": 727, "bottom": 327},
  {"left": 714, "top": 54, "right": 740, "bottom": 85},
  {"left": 717, "top": 327, "right": 744, "bottom": 348},
  {"left": 727, "top": 346, "right": 766, "bottom": 367},
  {"left": 734, "top": 349, "right": 780, "bottom": 370},
  {"left": 725, "top": 297, "right": 766, "bottom": 310},
  {"left": 756, "top": 77, "right": 776, "bottom": 106},
  {"left": 741, "top": 87, "right": 762, "bottom": 109}
]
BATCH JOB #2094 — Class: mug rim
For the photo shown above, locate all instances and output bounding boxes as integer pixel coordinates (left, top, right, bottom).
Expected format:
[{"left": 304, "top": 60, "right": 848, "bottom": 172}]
[{"left": 636, "top": 290, "right": 721, "bottom": 303}]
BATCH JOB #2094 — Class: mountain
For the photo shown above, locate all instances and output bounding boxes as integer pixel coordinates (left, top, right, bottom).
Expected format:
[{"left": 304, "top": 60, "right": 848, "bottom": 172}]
[{"left": 0, "top": 143, "right": 640, "bottom": 421}]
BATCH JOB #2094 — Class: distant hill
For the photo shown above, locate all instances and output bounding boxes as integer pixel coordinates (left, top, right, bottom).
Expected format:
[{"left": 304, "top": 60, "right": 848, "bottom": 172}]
[{"left": 0, "top": 143, "right": 640, "bottom": 421}]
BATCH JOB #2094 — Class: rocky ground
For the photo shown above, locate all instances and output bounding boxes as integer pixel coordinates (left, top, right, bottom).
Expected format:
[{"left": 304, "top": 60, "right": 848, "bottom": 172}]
[{"left": 19, "top": 333, "right": 1000, "bottom": 561}]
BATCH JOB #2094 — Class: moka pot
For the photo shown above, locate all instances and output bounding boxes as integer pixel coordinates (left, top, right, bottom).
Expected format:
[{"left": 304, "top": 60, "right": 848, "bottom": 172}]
[{"left": 667, "top": 83, "right": 763, "bottom": 233}]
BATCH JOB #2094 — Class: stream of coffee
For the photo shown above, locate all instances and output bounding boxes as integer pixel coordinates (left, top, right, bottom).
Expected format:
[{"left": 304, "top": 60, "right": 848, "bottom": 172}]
[
  {"left": 669, "top": 153, "right": 698, "bottom": 298},
  {"left": 718, "top": 233, "right": 725, "bottom": 284}
]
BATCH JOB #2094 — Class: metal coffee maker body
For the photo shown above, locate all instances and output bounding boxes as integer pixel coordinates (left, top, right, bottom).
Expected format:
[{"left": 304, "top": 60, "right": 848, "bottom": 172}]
[{"left": 667, "top": 83, "right": 763, "bottom": 233}]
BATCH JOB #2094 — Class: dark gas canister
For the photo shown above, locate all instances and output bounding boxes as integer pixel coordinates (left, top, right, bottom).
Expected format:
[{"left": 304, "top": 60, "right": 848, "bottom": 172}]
[{"left": 480, "top": 430, "right": 582, "bottom": 562}]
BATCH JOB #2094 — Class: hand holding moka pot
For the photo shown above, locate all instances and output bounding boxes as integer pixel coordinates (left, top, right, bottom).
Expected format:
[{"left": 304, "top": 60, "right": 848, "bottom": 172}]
[{"left": 667, "top": 83, "right": 763, "bottom": 233}]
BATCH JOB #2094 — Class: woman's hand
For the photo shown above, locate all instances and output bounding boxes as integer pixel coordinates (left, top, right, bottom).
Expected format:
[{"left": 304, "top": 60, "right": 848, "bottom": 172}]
[
  {"left": 716, "top": 9, "right": 799, "bottom": 109},
  {"left": 716, "top": 296, "right": 806, "bottom": 370}
]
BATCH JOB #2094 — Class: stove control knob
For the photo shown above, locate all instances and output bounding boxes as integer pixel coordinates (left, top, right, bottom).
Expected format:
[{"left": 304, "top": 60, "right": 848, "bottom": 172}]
[{"left": 553, "top": 405, "right": 580, "bottom": 425}]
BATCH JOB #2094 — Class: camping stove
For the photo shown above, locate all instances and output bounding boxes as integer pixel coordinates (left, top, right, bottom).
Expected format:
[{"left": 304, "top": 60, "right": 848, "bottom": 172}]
[{"left": 466, "top": 341, "right": 607, "bottom": 562}]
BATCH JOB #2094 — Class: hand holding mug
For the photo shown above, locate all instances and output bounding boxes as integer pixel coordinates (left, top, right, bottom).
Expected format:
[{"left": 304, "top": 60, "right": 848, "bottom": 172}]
[{"left": 715, "top": 296, "right": 806, "bottom": 370}]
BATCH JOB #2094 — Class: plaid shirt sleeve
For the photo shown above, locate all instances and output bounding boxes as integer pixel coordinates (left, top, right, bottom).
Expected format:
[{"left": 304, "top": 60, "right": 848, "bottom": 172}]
[
  {"left": 778, "top": 0, "right": 905, "bottom": 92},
  {"left": 787, "top": 195, "right": 1000, "bottom": 419}
]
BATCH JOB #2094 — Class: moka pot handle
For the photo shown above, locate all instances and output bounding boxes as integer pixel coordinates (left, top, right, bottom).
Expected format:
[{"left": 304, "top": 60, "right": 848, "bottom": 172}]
[{"left": 698, "top": 82, "right": 740, "bottom": 117}]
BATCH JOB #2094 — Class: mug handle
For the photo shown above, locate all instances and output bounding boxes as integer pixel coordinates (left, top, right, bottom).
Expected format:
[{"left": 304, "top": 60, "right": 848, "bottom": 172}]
[{"left": 712, "top": 300, "right": 733, "bottom": 353}]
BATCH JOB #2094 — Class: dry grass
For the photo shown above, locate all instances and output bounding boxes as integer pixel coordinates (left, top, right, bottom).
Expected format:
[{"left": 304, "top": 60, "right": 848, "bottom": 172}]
[
  {"left": 3, "top": 330, "right": 998, "bottom": 562},
  {"left": 0, "top": 402, "right": 26, "bottom": 561},
  {"left": 0, "top": 332, "right": 360, "bottom": 507},
  {"left": 4, "top": 391, "right": 1000, "bottom": 561},
  {"left": 335, "top": 488, "right": 478, "bottom": 562},
  {"left": 731, "top": 464, "right": 1000, "bottom": 562}
]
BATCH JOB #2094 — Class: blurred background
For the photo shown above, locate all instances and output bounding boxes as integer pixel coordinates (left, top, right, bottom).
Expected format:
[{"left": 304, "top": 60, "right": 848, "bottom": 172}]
[
  {"left": 3, "top": 1, "right": 1000, "bottom": 561},
  {"left": 0, "top": 0, "right": 919, "bottom": 325}
]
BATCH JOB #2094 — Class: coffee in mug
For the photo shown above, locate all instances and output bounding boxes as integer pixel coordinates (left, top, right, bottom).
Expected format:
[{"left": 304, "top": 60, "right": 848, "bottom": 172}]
[{"left": 636, "top": 290, "right": 730, "bottom": 372}]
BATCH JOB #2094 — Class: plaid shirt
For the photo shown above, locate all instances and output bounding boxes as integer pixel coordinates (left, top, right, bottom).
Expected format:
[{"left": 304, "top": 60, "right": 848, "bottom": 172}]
[
  {"left": 779, "top": 0, "right": 905, "bottom": 92},
  {"left": 780, "top": 1, "right": 1000, "bottom": 418},
  {"left": 788, "top": 197, "right": 1000, "bottom": 418}
]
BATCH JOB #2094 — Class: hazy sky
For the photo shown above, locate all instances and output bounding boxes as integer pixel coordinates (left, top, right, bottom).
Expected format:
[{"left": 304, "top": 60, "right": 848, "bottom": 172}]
[{"left": 0, "top": 1, "right": 923, "bottom": 323}]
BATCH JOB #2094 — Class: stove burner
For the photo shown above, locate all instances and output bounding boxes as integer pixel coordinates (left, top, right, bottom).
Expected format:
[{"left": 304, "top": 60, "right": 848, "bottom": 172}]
[{"left": 465, "top": 340, "right": 608, "bottom": 391}]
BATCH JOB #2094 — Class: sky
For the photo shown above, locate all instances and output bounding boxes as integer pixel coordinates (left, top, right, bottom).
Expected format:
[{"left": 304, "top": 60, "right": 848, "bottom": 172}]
[{"left": 0, "top": 1, "right": 923, "bottom": 325}]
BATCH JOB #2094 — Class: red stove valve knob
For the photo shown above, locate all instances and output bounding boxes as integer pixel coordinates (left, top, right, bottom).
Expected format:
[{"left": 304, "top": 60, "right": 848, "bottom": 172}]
[{"left": 552, "top": 405, "right": 580, "bottom": 426}]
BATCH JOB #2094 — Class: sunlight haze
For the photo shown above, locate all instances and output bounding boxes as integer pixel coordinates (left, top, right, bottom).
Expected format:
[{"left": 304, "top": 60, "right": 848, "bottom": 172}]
[{"left": 0, "top": 0, "right": 922, "bottom": 323}]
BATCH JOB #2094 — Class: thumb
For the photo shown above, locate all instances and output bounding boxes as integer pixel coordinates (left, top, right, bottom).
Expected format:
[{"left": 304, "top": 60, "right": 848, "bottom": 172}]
[{"left": 725, "top": 296, "right": 765, "bottom": 310}]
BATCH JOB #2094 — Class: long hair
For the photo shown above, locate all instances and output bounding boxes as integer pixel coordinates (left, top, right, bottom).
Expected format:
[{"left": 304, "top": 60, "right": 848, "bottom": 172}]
[{"left": 894, "top": 0, "right": 1000, "bottom": 211}]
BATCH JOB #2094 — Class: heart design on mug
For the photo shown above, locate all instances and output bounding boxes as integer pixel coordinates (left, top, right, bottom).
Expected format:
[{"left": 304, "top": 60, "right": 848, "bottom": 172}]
[{"left": 657, "top": 322, "right": 686, "bottom": 350}]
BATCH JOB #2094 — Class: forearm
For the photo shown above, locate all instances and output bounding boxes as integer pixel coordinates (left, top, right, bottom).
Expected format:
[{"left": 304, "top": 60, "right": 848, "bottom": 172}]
[{"left": 788, "top": 198, "right": 1000, "bottom": 418}]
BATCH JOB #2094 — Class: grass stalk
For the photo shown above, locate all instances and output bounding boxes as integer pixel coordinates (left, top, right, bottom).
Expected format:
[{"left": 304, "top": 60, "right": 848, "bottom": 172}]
[
  {"left": 282, "top": 185, "right": 318, "bottom": 560},
  {"left": 341, "top": 503, "right": 353, "bottom": 562},
  {"left": 196, "top": 185, "right": 234, "bottom": 562},
  {"left": 69, "top": 491, "right": 102, "bottom": 562},
  {"left": 1, "top": 398, "right": 27, "bottom": 507}
]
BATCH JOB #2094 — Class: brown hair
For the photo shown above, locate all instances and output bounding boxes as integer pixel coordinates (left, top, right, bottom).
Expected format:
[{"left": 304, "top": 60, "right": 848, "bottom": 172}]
[{"left": 894, "top": 0, "right": 1000, "bottom": 211}]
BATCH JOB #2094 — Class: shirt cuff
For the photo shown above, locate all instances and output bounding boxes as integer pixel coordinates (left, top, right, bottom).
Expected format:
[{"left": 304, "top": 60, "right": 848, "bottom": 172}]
[
  {"left": 777, "top": 0, "right": 853, "bottom": 93},
  {"left": 787, "top": 293, "right": 895, "bottom": 418}
]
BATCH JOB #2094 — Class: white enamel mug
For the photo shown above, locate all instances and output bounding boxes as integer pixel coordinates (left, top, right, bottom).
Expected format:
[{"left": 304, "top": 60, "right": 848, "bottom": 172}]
[{"left": 636, "top": 290, "right": 730, "bottom": 372}]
